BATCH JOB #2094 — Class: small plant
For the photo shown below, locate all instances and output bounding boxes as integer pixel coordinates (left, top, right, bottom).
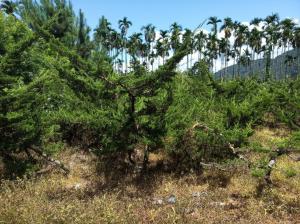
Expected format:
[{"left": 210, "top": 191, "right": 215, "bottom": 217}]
[
  {"left": 284, "top": 167, "right": 297, "bottom": 178},
  {"left": 250, "top": 142, "right": 270, "bottom": 153},
  {"left": 251, "top": 157, "right": 269, "bottom": 178},
  {"left": 251, "top": 168, "right": 266, "bottom": 178},
  {"left": 289, "top": 131, "right": 300, "bottom": 149}
]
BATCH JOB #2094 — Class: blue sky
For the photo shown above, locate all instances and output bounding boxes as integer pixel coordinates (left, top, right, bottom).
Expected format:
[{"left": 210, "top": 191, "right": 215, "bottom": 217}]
[{"left": 71, "top": 0, "right": 300, "bottom": 33}]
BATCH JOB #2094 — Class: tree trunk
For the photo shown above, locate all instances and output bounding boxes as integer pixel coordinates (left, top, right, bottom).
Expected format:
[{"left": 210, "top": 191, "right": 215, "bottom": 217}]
[
  {"left": 125, "top": 50, "right": 128, "bottom": 73},
  {"left": 186, "top": 55, "right": 189, "bottom": 70}
]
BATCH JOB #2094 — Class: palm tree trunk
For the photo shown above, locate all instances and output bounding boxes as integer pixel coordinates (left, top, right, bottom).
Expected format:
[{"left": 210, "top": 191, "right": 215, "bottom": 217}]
[
  {"left": 233, "top": 57, "right": 235, "bottom": 79},
  {"left": 125, "top": 50, "right": 128, "bottom": 73},
  {"left": 224, "top": 53, "right": 227, "bottom": 80},
  {"left": 265, "top": 48, "right": 271, "bottom": 81},
  {"left": 122, "top": 48, "right": 125, "bottom": 73},
  {"left": 186, "top": 55, "right": 189, "bottom": 70},
  {"left": 297, "top": 47, "right": 300, "bottom": 79},
  {"left": 214, "top": 59, "right": 217, "bottom": 74}
]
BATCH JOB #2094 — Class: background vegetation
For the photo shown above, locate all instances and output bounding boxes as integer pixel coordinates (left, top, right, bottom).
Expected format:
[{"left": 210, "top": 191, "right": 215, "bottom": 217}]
[{"left": 0, "top": 1, "right": 300, "bottom": 223}]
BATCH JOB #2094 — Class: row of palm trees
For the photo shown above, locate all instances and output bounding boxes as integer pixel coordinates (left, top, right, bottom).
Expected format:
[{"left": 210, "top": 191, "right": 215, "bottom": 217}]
[
  {"left": 1, "top": 0, "right": 299, "bottom": 79},
  {"left": 94, "top": 14, "right": 300, "bottom": 79}
]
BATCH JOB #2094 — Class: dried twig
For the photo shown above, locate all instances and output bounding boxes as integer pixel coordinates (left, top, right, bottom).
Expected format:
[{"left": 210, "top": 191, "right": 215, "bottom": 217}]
[{"left": 29, "top": 146, "right": 70, "bottom": 175}]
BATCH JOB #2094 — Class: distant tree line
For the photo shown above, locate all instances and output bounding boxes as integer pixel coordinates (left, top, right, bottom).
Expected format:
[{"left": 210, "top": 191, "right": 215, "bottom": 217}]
[{"left": 1, "top": 0, "right": 300, "bottom": 80}]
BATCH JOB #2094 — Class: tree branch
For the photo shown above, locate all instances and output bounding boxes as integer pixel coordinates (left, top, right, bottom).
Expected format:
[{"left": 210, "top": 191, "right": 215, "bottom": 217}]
[{"left": 29, "top": 146, "right": 70, "bottom": 175}]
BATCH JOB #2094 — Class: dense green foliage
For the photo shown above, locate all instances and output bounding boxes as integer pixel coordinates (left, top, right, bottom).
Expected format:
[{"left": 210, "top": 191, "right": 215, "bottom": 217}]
[{"left": 0, "top": 1, "right": 300, "bottom": 174}]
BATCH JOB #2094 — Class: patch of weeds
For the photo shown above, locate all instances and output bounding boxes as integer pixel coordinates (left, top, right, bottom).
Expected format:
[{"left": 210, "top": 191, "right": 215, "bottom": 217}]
[
  {"left": 287, "top": 131, "right": 300, "bottom": 149},
  {"left": 44, "top": 141, "right": 65, "bottom": 155},
  {"left": 250, "top": 142, "right": 270, "bottom": 153},
  {"left": 251, "top": 157, "right": 269, "bottom": 179},
  {"left": 284, "top": 167, "right": 297, "bottom": 178},
  {"left": 251, "top": 168, "right": 266, "bottom": 178}
]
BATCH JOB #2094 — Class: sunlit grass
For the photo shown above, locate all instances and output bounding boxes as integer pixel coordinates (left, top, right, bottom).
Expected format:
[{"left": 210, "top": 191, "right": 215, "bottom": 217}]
[{"left": 1, "top": 128, "right": 299, "bottom": 224}]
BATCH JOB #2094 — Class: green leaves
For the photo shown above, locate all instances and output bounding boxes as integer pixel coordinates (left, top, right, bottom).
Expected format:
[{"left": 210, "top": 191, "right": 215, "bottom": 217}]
[{"left": 1, "top": 8, "right": 300, "bottom": 172}]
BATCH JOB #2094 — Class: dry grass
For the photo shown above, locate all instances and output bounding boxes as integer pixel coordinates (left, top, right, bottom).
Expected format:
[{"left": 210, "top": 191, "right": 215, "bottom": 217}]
[
  {"left": 249, "top": 126, "right": 291, "bottom": 149},
  {"left": 0, "top": 128, "right": 300, "bottom": 224}
]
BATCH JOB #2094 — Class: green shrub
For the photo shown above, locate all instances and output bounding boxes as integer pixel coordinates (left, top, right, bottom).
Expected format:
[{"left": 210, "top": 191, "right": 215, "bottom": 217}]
[
  {"left": 284, "top": 167, "right": 297, "bottom": 178},
  {"left": 250, "top": 142, "right": 270, "bottom": 153}
]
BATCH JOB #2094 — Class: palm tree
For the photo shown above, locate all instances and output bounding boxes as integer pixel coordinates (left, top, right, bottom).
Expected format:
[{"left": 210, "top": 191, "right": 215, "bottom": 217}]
[
  {"left": 229, "top": 49, "right": 237, "bottom": 78},
  {"left": 284, "top": 55, "right": 297, "bottom": 79},
  {"left": 141, "top": 24, "right": 156, "bottom": 69},
  {"left": 194, "top": 30, "right": 207, "bottom": 61},
  {"left": 109, "top": 29, "right": 123, "bottom": 69},
  {"left": 220, "top": 17, "right": 234, "bottom": 76},
  {"left": 118, "top": 17, "right": 132, "bottom": 73},
  {"left": 249, "top": 18, "right": 265, "bottom": 76},
  {"left": 128, "top": 32, "right": 143, "bottom": 64},
  {"left": 156, "top": 30, "right": 170, "bottom": 65},
  {"left": 182, "top": 28, "right": 193, "bottom": 69},
  {"left": 292, "top": 27, "right": 300, "bottom": 77},
  {"left": 234, "top": 23, "right": 249, "bottom": 77},
  {"left": 263, "top": 13, "right": 280, "bottom": 80},
  {"left": 248, "top": 27, "right": 262, "bottom": 74},
  {"left": 207, "top": 16, "right": 222, "bottom": 35},
  {"left": 170, "top": 22, "right": 182, "bottom": 53},
  {"left": 206, "top": 33, "right": 219, "bottom": 73},
  {"left": 119, "top": 17, "right": 132, "bottom": 36},
  {"left": 218, "top": 37, "right": 230, "bottom": 80},
  {"left": 250, "top": 18, "right": 262, "bottom": 27},
  {"left": 239, "top": 49, "right": 252, "bottom": 76},
  {"left": 0, "top": 0, "right": 17, "bottom": 16},
  {"left": 220, "top": 17, "right": 234, "bottom": 39},
  {"left": 149, "top": 51, "right": 156, "bottom": 71},
  {"left": 280, "top": 18, "right": 296, "bottom": 53},
  {"left": 250, "top": 18, "right": 263, "bottom": 56}
]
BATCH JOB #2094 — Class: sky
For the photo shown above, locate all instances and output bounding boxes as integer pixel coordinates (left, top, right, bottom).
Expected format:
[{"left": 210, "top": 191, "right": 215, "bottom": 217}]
[{"left": 71, "top": 0, "right": 300, "bottom": 33}]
